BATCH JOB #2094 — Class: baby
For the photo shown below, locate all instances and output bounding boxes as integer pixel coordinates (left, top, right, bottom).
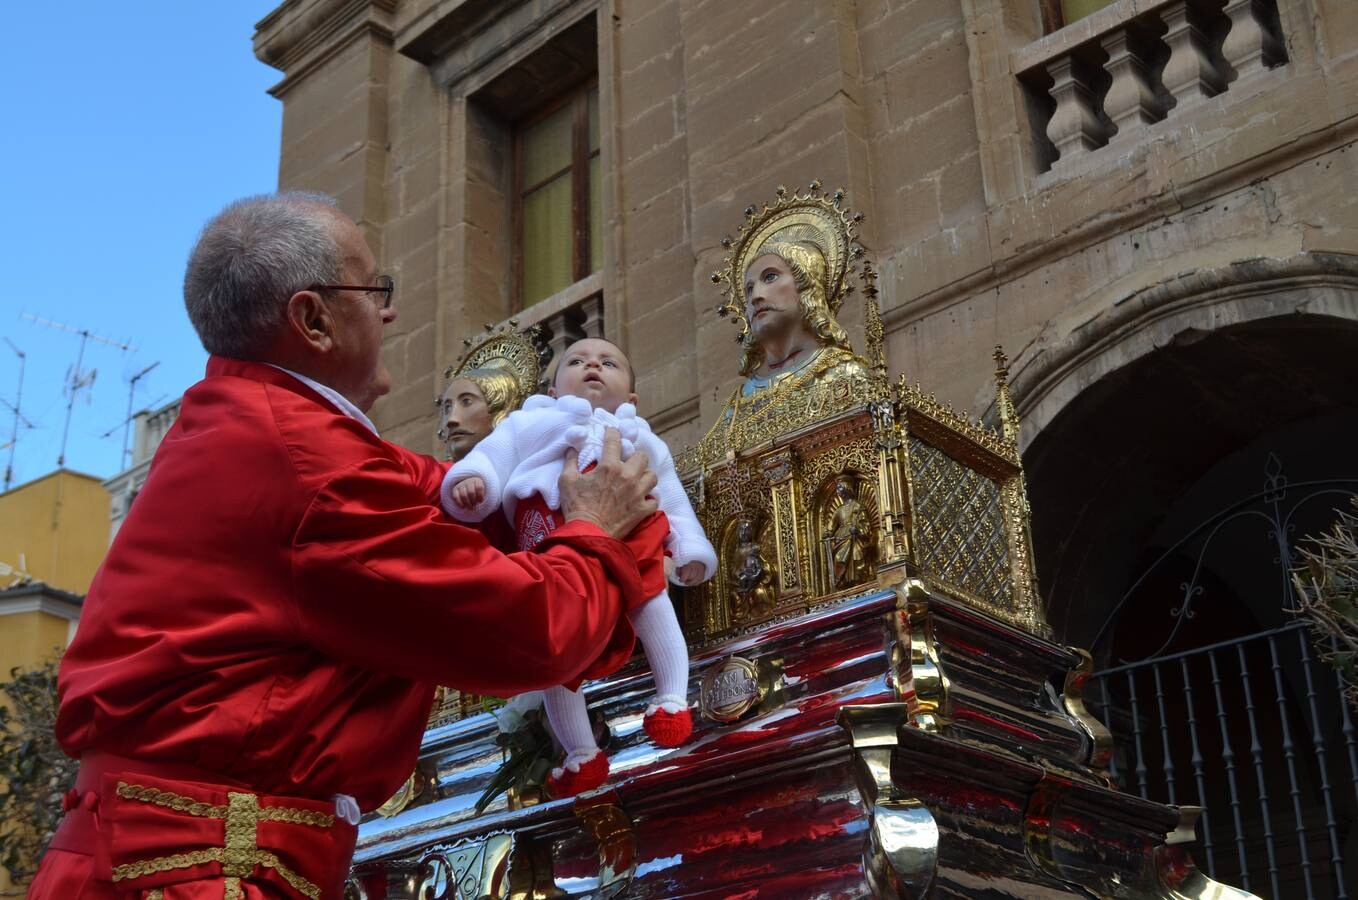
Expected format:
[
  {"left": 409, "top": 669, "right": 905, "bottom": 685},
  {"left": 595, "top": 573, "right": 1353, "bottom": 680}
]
[{"left": 441, "top": 337, "right": 717, "bottom": 796}]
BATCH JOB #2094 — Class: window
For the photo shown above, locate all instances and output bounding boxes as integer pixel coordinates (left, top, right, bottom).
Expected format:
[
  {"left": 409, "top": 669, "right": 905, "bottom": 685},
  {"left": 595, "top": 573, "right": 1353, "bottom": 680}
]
[
  {"left": 515, "top": 81, "right": 601, "bottom": 309},
  {"left": 1041, "top": 0, "right": 1117, "bottom": 32}
]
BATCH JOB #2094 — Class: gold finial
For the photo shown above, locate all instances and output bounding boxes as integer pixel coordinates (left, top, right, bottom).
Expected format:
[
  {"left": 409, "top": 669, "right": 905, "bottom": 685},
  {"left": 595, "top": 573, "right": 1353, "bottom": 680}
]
[
  {"left": 994, "top": 345, "right": 1019, "bottom": 445},
  {"left": 860, "top": 258, "right": 886, "bottom": 379}
]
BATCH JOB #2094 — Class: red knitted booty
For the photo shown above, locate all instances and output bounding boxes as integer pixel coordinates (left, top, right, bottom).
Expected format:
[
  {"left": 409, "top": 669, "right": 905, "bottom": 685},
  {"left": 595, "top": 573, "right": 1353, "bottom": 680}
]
[
  {"left": 546, "top": 749, "right": 609, "bottom": 797},
  {"left": 643, "top": 696, "right": 693, "bottom": 748}
]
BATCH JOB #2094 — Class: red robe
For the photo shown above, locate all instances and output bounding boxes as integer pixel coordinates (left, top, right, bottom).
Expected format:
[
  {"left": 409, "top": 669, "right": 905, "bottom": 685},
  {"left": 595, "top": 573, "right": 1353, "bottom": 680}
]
[{"left": 30, "top": 357, "right": 647, "bottom": 898}]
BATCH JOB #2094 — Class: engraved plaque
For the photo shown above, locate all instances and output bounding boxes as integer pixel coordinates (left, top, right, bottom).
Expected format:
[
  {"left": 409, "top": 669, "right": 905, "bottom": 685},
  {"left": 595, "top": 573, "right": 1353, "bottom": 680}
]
[{"left": 700, "top": 656, "right": 766, "bottom": 723}]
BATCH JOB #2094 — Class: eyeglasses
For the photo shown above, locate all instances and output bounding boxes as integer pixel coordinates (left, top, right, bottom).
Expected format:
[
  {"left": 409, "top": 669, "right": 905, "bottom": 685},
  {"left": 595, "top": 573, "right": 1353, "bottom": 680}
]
[{"left": 309, "top": 274, "right": 395, "bottom": 310}]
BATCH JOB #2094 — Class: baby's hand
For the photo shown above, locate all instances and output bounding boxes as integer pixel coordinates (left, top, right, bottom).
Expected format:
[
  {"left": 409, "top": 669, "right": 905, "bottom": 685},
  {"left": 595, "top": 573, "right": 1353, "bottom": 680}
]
[
  {"left": 452, "top": 476, "right": 486, "bottom": 509},
  {"left": 675, "top": 561, "right": 706, "bottom": 586}
]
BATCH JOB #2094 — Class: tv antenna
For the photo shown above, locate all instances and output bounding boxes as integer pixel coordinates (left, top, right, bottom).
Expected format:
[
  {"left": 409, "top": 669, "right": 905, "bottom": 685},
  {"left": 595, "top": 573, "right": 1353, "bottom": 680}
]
[
  {"left": 117, "top": 362, "right": 159, "bottom": 469},
  {"left": 2, "top": 337, "right": 34, "bottom": 492},
  {"left": 21, "top": 313, "right": 135, "bottom": 467}
]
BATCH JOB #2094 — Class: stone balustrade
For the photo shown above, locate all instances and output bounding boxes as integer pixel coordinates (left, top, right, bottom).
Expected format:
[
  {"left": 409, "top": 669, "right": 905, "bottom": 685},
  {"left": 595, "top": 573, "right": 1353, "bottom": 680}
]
[
  {"left": 1016, "top": 0, "right": 1286, "bottom": 171},
  {"left": 508, "top": 271, "right": 605, "bottom": 365}
]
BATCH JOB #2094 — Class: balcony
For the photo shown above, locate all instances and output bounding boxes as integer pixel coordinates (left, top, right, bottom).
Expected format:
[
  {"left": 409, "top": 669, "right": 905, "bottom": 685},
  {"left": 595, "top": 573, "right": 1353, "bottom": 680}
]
[
  {"left": 1015, "top": 0, "right": 1287, "bottom": 172},
  {"left": 509, "top": 271, "right": 604, "bottom": 364}
]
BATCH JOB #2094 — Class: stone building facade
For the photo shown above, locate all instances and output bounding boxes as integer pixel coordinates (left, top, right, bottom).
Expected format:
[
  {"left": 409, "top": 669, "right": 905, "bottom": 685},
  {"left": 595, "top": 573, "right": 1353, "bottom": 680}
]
[
  {"left": 253, "top": 0, "right": 1356, "bottom": 628},
  {"left": 103, "top": 399, "right": 180, "bottom": 539},
  {"left": 254, "top": 2, "right": 1358, "bottom": 891}
]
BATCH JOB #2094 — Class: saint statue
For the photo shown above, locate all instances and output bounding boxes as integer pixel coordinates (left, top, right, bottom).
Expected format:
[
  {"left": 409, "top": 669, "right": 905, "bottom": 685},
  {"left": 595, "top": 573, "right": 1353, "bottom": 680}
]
[
  {"left": 735, "top": 239, "right": 868, "bottom": 410},
  {"left": 682, "top": 183, "right": 886, "bottom": 471},
  {"left": 731, "top": 520, "right": 776, "bottom": 619},
  {"left": 439, "top": 365, "right": 527, "bottom": 462},
  {"left": 824, "top": 477, "right": 874, "bottom": 588},
  {"left": 438, "top": 322, "right": 548, "bottom": 461}
]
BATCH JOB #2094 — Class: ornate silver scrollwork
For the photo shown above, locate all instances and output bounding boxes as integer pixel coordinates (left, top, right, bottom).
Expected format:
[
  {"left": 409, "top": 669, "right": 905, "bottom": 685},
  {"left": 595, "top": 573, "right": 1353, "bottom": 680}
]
[
  {"left": 1155, "top": 808, "right": 1262, "bottom": 899},
  {"left": 838, "top": 704, "right": 939, "bottom": 898},
  {"left": 900, "top": 582, "right": 950, "bottom": 730},
  {"left": 574, "top": 792, "right": 637, "bottom": 899},
  {"left": 415, "top": 832, "right": 515, "bottom": 900},
  {"left": 1061, "top": 647, "right": 1114, "bottom": 781}
]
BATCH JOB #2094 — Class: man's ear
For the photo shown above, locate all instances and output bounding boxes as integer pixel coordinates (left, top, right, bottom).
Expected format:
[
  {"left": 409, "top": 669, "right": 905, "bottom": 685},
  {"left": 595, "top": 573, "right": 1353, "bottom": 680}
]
[{"left": 284, "top": 290, "right": 335, "bottom": 352}]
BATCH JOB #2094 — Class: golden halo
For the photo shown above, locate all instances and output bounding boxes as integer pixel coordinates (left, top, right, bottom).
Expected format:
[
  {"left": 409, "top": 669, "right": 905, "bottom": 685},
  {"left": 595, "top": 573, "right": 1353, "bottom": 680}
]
[
  {"left": 443, "top": 321, "right": 548, "bottom": 403},
  {"left": 713, "top": 182, "right": 867, "bottom": 340}
]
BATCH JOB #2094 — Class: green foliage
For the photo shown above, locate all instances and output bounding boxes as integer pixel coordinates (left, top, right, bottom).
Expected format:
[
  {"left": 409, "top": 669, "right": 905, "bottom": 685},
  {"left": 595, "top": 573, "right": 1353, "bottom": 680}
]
[
  {"left": 1292, "top": 498, "right": 1358, "bottom": 710},
  {"left": 475, "top": 707, "right": 555, "bottom": 816},
  {"left": 0, "top": 656, "right": 75, "bottom": 886}
]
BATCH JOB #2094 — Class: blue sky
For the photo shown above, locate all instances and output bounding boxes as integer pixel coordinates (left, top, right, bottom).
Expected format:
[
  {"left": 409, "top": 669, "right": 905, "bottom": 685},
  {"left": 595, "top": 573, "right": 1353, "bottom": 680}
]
[{"left": 1, "top": 2, "right": 282, "bottom": 488}]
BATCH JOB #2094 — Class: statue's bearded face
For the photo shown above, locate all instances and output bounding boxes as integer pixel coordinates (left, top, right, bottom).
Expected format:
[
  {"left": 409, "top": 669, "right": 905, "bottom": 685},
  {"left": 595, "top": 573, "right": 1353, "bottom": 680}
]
[
  {"left": 440, "top": 377, "right": 493, "bottom": 460},
  {"left": 743, "top": 253, "right": 803, "bottom": 345}
]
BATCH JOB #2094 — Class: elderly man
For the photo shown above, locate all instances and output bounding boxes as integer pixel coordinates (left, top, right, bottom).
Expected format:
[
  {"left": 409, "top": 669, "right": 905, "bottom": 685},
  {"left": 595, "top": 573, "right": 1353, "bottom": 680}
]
[{"left": 29, "top": 193, "right": 658, "bottom": 898}]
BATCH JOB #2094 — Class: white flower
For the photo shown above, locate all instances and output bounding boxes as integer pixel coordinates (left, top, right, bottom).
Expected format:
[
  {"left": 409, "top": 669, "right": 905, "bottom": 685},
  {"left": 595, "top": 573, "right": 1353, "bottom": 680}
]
[{"left": 494, "top": 690, "right": 545, "bottom": 733}]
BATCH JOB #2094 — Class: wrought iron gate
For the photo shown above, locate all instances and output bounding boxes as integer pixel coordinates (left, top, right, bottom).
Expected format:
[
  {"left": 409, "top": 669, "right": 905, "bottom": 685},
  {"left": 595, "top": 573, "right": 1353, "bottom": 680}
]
[{"left": 1085, "top": 458, "right": 1358, "bottom": 899}]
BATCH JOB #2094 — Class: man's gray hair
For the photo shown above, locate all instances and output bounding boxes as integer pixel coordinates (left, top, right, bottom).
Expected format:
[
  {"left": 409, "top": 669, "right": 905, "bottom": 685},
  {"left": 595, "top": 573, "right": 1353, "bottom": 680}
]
[{"left": 183, "top": 192, "right": 343, "bottom": 359}]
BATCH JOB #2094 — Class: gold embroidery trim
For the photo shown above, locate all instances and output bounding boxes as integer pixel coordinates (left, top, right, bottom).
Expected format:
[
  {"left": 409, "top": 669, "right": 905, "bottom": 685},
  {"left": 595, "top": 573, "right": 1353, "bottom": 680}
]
[
  {"left": 259, "top": 806, "right": 336, "bottom": 827},
  {"left": 110, "top": 780, "right": 335, "bottom": 900},
  {"left": 258, "top": 850, "right": 323, "bottom": 898},
  {"left": 112, "top": 848, "right": 220, "bottom": 880},
  {"left": 115, "top": 782, "right": 225, "bottom": 817},
  {"left": 146, "top": 891, "right": 165, "bottom": 900},
  {"left": 222, "top": 792, "right": 258, "bottom": 877}
]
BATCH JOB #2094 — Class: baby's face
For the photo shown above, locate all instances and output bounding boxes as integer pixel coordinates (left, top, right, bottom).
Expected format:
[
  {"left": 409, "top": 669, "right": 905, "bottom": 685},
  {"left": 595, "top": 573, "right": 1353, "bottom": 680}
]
[{"left": 552, "top": 338, "right": 637, "bottom": 412}]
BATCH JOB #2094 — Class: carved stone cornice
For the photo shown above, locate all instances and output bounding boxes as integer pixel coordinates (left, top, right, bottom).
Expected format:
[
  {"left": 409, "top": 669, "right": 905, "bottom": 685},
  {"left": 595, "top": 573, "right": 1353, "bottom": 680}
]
[
  {"left": 395, "top": 0, "right": 520, "bottom": 66},
  {"left": 396, "top": 0, "right": 595, "bottom": 93},
  {"left": 253, "top": 0, "right": 396, "bottom": 97},
  {"left": 1005, "top": 251, "right": 1358, "bottom": 445}
]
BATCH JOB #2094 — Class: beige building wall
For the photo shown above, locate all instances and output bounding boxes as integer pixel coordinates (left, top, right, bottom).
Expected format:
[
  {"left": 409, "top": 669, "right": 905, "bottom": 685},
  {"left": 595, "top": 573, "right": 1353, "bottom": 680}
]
[
  {"left": 0, "top": 472, "right": 91, "bottom": 893},
  {"left": 0, "top": 588, "right": 77, "bottom": 676},
  {"left": 0, "top": 470, "right": 110, "bottom": 596},
  {"left": 254, "top": 0, "right": 1358, "bottom": 642}
]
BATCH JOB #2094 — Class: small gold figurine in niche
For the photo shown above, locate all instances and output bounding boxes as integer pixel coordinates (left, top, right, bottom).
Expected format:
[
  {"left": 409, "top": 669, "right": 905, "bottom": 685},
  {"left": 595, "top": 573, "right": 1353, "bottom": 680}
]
[
  {"left": 823, "top": 476, "right": 876, "bottom": 589},
  {"left": 730, "top": 519, "right": 777, "bottom": 622}
]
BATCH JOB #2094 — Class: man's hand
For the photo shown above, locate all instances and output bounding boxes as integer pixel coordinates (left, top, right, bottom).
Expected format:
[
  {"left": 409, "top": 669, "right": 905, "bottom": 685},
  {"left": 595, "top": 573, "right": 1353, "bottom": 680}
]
[
  {"left": 452, "top": 476, "right": 486, "bottom": 509},
  {"left": 560, "top": 428, "right": 658, "bottom": 540},
  {"left": 674, "top": 561, "right": 706, "bottom": 586}
]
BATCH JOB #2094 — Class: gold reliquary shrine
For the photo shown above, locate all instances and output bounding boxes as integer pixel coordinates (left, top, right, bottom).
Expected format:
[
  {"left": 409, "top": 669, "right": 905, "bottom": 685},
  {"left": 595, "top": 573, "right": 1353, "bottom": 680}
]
[
  {"left": 673, "top": 182, "right": 1047, "bottom": 644},
  {"left": 678, "top": 363, "right": 1048, "bottom": 644}
]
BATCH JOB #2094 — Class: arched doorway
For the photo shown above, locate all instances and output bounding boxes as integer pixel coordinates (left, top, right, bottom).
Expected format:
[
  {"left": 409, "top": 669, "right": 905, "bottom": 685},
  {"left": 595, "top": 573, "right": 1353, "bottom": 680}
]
[{"left": 1024, "top": 309, "right": 1358, "bottom": 899}]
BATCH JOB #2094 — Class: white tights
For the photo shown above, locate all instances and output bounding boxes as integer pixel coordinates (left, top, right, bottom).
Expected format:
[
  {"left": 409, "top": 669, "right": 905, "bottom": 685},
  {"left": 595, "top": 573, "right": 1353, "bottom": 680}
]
[{"left": 544, "top": 590, "right": 689, "bottom": 757}]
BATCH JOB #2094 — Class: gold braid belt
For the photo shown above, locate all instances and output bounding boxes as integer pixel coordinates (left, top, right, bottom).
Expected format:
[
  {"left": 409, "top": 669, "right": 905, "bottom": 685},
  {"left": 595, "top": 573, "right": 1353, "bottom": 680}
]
[{"left": 80, "top": 770, "right": 357, "bottom": 899}]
